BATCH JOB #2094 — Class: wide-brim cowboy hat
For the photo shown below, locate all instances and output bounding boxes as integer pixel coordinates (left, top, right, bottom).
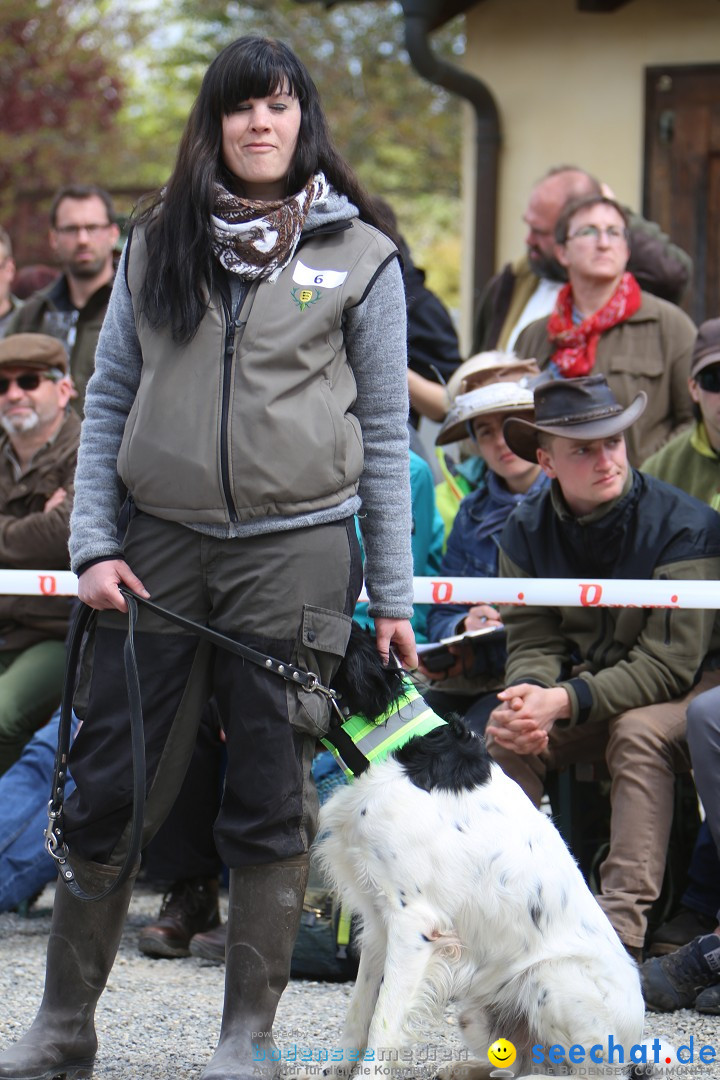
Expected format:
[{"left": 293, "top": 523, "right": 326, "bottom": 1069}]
[{"left": 503, "top": 375, "right": 647, "bottom": 463}]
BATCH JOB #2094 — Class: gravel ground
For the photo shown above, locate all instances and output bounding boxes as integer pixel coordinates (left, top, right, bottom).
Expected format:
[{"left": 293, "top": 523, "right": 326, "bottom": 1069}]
[{"left": 1, "top": 881, "right": 718, "bottom": 1080}]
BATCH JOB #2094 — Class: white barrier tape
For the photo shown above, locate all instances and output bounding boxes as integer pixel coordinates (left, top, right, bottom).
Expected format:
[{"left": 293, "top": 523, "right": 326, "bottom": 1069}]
[
  {"left": 0, "top": 571, "right": 79, "bottom": 596},
  {"left": 0, "top": 571, "right": 715, "bottom": 611},
  {"left": 360, "top": 577, "right": 720, "bottom": 609}
]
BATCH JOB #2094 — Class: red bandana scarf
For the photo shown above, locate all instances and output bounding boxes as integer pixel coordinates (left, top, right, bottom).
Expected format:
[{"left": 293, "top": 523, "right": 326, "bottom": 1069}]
[{"left": 547, "top": 272, "right": 642, "bottom": 377}]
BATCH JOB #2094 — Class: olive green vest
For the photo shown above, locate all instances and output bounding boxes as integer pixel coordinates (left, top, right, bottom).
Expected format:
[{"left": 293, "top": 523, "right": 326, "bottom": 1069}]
[{"left": 121, "top": 222, "right": 397, "bottom": 525}]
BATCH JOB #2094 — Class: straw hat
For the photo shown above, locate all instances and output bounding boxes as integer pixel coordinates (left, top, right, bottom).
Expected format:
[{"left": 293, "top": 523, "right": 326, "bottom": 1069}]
[
  {"left": 444, "top": 351, "right": 540, "bottom": 402},
  {"left": 436, "top": 354, "right": 541, "bottom": 446}
]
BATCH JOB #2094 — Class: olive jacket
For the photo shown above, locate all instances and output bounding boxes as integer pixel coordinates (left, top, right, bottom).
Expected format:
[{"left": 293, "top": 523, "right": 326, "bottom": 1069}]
[
  {"left": 514, "top": 291, "right": 696, "bottom": 466},
  {"left": 498, "top": 469, "right": 720, "bottom": 726},
  {"left": 0, "top": 409, "right": 80, "bottom": 650}
]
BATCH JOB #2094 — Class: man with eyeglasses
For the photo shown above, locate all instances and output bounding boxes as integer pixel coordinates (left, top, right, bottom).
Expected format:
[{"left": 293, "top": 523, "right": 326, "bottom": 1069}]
[
  {"left": 473, "top": 165, "right": 691, "bottom": 355},
  {"left": 4, "top": 185, "right": 120, "bottom": 412},
  {"left": 0, "top": 332, "right": 79, "bottom": 776}
]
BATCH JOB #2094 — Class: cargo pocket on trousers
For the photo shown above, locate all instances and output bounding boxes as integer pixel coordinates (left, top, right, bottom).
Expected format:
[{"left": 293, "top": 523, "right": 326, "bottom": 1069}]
[{"left": 289, "top": 604, "right": 353, "bottom": 738}]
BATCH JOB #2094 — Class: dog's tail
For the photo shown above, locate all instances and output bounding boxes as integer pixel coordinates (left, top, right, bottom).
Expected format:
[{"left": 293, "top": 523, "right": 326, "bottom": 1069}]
[{"left": 392, "top": 714, "right": 492, "bottom": 794}]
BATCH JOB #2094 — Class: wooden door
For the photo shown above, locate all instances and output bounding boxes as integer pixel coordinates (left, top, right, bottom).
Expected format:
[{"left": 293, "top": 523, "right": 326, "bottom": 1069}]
[{"left": 644, "top": 65, "right": 720, "bottom": 325}]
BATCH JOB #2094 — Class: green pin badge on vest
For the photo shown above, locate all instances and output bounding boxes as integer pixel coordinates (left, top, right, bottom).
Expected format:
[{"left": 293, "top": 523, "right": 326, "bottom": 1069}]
[
  {"left": 291, "top": 286, "right": 322, "bottom": 311},
  {"left": 321, "top": 676, "right": 447, "bottom": 779}
]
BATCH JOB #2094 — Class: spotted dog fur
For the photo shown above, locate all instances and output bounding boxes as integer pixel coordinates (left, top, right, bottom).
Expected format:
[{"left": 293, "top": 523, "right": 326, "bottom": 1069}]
[{"left": 316, "top": 637, "right": 645, "bottom": 1079}]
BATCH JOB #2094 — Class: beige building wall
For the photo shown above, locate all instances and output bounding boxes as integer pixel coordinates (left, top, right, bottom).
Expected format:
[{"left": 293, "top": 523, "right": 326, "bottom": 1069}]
[{"left": 459, "top": 0, "right": 720, "bottom": 347}]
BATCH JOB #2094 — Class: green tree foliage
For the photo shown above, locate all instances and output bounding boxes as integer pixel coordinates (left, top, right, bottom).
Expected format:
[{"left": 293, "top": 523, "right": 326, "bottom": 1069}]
[
  {"left": 0, "top": 0, "right": 141, "bottom": 262},
  {"left": 117, "top": 0, "right": 464, "bottom": 306},
  {"left": 3, "top": 0, "right": 463, "bottom": 306}
]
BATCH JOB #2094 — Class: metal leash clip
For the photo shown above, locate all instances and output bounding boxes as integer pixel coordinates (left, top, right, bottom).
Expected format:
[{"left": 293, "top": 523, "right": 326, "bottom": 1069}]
[{"left": 44, "top": 801, "right": 68, "bottom": 863}]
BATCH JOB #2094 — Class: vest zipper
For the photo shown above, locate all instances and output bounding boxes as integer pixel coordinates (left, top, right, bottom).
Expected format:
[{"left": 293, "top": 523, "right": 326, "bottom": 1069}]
[{"left": 219, "top": 286, "right": 252, "bottom": 524}]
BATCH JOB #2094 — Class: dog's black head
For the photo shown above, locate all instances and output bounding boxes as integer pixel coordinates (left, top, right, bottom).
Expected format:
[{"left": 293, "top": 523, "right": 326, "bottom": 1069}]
[
  {"left": 393, "top": 715, "right": 492, "bottom": 793},
  {"left": 331, "top": 622, "right": 406, "bottom": 720}
]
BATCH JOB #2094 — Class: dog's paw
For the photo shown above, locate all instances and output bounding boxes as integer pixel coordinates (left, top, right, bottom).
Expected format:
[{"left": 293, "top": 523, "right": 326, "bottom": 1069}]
[{"left": 435, "top": 1060, "right": 495, "bottom": 1080}]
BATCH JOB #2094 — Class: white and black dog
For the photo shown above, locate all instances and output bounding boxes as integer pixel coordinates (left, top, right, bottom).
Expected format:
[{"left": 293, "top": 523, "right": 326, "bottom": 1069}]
[{"left": 316, "top": 627, "right": 646, "bottom": 1079}]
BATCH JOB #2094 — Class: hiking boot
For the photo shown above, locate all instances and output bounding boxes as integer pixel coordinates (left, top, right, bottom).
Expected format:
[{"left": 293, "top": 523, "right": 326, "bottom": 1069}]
[
  {"left": 695, "top": 981, "right": 720, "bottom": 1015},
  {"left": 138, "top": 876, "right": 220, "bottom": 959},
  {"left": 640, "top": 933, "right": 720, "bottom": 1011},
  {"left": 648, "top": 906, "right": 717, "bottom": 956},
  {"left": 190, "top": 921, "right": 227, "bottom": 965}
]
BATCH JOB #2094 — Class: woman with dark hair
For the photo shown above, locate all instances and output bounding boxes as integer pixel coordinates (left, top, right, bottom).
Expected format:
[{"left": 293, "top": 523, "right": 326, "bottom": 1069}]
[{"left": 0, "top": 36, "right": 416, "bottom": 1080}]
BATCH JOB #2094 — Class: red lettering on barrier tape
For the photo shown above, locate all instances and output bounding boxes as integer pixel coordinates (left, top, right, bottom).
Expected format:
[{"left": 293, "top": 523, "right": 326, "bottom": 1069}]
[
  {"left": 430, "top": 580, "right": 453, "bottom": 603},
  {"left": 39, "top": 575, "right": 57, "bottom": 596},
  {"left": 579, "top": 583, "right": 603, "bottom": 607}
]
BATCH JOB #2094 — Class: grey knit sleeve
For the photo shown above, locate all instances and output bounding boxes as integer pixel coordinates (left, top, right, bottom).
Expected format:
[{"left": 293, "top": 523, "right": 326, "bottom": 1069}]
[
  {"left": 345, "top": 254, "right": 414, "bottom": 619},
  {"left": 69, "top": 243, "right": 144, "bottom": 573}
]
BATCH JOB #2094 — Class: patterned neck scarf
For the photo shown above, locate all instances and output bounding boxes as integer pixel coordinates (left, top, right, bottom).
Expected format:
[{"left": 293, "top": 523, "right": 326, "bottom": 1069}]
[
  {"left": 210, "top": 171, "right": 329, "bottom": 283},
  {"left": 547, "top": 272, "right": 642, "bottom": 378}
]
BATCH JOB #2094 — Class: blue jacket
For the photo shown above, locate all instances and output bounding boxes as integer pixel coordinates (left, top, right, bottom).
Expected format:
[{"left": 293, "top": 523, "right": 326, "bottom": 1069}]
[
  {"left": 426, "top": 468, "right": 549, "bottom": 675},
  {"left": 354, "top": 450, "right": 444, "bottom": 642}
]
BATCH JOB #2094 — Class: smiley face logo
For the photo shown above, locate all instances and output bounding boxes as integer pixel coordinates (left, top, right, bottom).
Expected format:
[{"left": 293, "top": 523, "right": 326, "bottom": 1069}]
[{"left": 487, "top": 1039, "right": 517, "bottom": 1069}]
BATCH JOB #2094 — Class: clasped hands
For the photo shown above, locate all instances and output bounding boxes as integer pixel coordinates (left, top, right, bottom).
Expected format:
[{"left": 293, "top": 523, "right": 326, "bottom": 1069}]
[{"left": 486, "top": 683, "right": 571, "bottom": 756}]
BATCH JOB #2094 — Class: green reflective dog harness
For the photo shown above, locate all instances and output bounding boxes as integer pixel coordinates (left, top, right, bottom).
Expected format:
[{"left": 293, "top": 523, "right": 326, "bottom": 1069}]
[{"left": 320, "top": 677, "right": 447, "bottom": 779}]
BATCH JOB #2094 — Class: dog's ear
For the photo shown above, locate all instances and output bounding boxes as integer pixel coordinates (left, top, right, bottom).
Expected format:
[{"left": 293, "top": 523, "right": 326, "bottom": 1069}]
[
  {"left": 394, "top": 716, "right": 493, "bottom": 793},
  {"left": 332, "top": 623, "right": 406, "bottom": 720}
]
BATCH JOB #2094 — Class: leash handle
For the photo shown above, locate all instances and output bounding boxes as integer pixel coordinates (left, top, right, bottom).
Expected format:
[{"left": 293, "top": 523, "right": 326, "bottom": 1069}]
[
  {"left": 47, "top": 595, "right": 146, "bottom": 902},
  {"left": 116, "top": 588, "right": 337, "bottom": 697}
]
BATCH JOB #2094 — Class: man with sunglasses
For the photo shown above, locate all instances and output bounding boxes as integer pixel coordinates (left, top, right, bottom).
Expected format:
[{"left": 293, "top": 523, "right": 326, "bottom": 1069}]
[
  {"left": 643, "top": 319, "right": 720, "bottom": 503},
  {"left": 0, "top": 332, "right": 79, "bottom": 776},
  {"left": 5, "top": 185, "right": 120, "bottom": 412}
]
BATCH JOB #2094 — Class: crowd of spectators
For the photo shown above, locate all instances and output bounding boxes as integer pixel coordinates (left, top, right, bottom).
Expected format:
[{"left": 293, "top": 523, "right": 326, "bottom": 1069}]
[{"left": 0, "top": 161, "right": 719, "bottom": 1023}]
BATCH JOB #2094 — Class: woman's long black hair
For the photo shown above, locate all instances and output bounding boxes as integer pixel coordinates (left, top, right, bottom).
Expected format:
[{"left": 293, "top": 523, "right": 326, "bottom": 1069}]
[{"left": 136, "top": 36, "right": 396, "bottom": 344}]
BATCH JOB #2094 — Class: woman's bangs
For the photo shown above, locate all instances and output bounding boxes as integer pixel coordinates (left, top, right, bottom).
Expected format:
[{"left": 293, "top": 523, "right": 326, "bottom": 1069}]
[{"left": 220, "top": 52, "right": 302, "bottom": 113}]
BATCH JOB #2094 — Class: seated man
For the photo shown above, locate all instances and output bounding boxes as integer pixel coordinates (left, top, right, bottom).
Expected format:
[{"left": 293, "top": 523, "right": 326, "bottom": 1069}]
[
  {"left": 639, "top": 317, "right": 720, "bottom": 1012},
  {"left": 0, "top": 333, "right": 79, "bottom": 774},
  {"left": 484, "top": 374, "right": 720, "bottom": 960}
]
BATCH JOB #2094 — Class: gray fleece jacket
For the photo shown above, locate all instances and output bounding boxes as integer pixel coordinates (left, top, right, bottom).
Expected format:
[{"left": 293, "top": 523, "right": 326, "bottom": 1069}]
[{"left": 69, "top": 191, "right": 414, "bottom": 619}]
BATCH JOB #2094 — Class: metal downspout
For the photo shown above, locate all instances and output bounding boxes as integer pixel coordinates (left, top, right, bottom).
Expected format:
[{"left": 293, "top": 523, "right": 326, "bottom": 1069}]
[{"left": 402, "top": 8, "right": 501, "bottom": 324}]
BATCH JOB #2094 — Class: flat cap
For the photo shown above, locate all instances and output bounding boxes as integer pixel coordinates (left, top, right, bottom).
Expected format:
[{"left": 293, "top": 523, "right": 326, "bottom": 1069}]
[{"left": 0, "top": 333, "right": 68, "bottom": 374}]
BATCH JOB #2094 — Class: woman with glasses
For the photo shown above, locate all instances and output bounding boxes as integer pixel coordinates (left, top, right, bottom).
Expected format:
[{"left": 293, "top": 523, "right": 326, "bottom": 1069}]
[
  {"left": 515, "top": 194, "right": 696, "bottom": 465},
  {"left": 0, "top": 36, "right": 416, "bottom": 1080}
]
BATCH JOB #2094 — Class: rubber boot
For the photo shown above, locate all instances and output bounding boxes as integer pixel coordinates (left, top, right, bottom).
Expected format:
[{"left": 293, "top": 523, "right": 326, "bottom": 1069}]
[
  {"left": 0, "top": 856, "right": 138, "bottom": 1080},
  {"left": 199, "top": 854, "right": 309, "bottom": 1080}
]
